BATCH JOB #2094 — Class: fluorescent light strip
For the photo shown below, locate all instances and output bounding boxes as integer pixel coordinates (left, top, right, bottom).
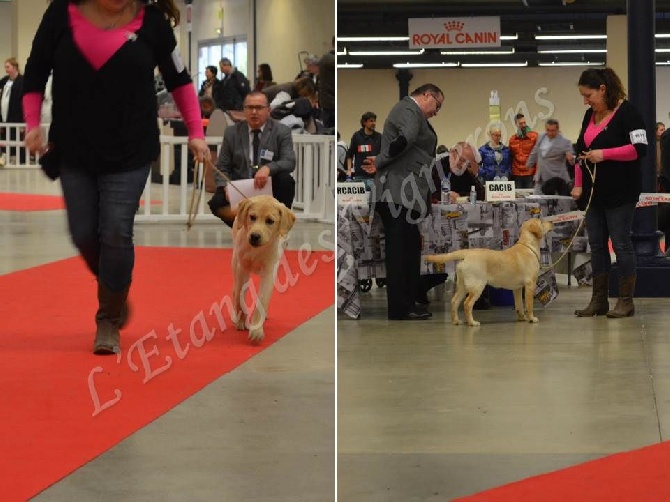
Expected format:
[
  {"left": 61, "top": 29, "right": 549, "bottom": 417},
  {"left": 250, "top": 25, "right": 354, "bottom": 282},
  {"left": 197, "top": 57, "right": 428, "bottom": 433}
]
[
  {"left": 440, "top": 48, "right": 515, "bottom": 55},
  {"left": 348, "top": 49, "right": 425, "bottom": 56},
  {"left": 337, "top": 63, "right": 363, "bottom": 68},
  {"left": 656, "top": 34, "right": 670, "bottom": 38},
  {"left": 393, "top": 62, "right": 459, "bottom": 68},
  {"left": 461, "top": 61, "right": 528, "bottom": 67},
  {"left": 657, "top": 48, "right": 670, "bottom": 53},
  {"left": 336, "top": 49, "right": 347, "bottom": 56},
  {"left": 501, "top": 34, "right": 518, "bottom": 40},
  {"left": 535, "top": 34, "right": 606, "bottom": 40},
  {"left": 538, "top": 61, "right": 604, "bottom": 67},
  {"left": 338, "top": 36, "right": 409, "bottom": 42},
  {"left": 538, "top": 49, "right": 606, "bottom": 54}
]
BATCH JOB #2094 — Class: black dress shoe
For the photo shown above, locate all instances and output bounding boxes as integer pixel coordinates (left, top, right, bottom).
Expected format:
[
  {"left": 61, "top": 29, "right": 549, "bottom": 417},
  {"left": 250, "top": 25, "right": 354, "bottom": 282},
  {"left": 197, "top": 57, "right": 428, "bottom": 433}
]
[{"left": 388, "top": 309, "right": 431, "bottom": 320}]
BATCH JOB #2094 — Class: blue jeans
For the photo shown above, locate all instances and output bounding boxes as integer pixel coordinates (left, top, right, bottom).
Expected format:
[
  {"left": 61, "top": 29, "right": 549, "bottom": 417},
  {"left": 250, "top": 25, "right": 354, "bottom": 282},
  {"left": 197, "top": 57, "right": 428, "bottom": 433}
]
[
  {"left": 60, "top": 165, "right": 150, "bottom": 292},
  {"left": 585, "top": 202, "right": 637, "bottom": 277}
]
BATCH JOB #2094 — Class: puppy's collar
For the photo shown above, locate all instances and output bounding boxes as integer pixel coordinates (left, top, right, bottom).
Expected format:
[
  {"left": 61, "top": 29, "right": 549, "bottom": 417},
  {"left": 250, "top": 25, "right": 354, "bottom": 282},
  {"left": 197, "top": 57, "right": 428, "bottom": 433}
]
[{"left": 519, "top": 242, "right": 541, "bottom": 264}]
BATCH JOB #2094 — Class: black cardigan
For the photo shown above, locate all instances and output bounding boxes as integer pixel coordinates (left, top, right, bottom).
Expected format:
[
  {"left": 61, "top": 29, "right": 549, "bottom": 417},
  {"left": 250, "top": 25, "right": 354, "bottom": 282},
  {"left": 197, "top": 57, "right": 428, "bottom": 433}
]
[
  {"left": 22, "top": 0, "right": 193, "bottom": 173},
  {"left": 576, "top": 100, "right": 647, "bottom": 208},
  {"left": 0, "top": 75, "right": 25, "bottom": 123}
]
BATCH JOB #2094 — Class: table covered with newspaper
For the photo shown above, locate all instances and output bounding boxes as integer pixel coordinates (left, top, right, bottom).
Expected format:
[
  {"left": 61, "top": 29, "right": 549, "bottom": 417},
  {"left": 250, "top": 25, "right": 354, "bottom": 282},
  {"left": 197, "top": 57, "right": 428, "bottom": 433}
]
[{"left": 337, "top": 196, "right": 584, "bottom": 319}]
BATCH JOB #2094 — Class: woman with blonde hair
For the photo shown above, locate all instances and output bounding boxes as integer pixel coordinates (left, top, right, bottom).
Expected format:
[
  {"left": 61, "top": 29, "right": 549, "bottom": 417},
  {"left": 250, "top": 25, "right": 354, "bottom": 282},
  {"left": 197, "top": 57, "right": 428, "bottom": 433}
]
[{"left": 478, "top": 125, "right": 511, "bottom": 181}]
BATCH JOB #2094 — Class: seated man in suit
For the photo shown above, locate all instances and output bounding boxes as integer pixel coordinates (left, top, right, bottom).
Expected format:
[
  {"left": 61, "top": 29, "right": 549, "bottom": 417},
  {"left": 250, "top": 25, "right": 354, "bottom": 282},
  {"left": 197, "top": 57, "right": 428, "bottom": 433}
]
[{"left": 208, "top": 91, "right": 296, "bottom": 227}]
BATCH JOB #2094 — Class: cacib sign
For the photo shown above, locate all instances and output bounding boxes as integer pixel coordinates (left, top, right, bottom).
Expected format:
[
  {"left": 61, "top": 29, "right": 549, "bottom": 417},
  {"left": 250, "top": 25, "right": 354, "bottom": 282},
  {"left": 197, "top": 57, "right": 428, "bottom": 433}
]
[{"left": 408, "top": 17, "right": 501, "bottom": 49}]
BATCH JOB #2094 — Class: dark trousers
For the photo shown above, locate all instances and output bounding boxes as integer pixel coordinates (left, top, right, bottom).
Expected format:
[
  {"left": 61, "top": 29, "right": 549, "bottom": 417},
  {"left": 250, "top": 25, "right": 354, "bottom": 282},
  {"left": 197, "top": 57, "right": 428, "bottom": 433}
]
[
  {"left": 60, "top": 164, "right": 150, "bottom": 292},
  {"left": 377, "top": 203, "right": 421, "bottom": 318},
  {"left": 586, "top": 202, "right": 636, "bottom": 277},
  {"left": 513, "top": 174, "right": 534, "bottom": 189}
]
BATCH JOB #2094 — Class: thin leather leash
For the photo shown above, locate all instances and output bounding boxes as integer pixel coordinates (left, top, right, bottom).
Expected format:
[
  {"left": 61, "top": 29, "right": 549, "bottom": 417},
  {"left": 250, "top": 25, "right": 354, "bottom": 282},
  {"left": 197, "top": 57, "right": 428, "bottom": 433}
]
[
  {"left": 186, "top": 156, "right": 252, "bottom": 229},
  {"left": 543, "top": 159, "right": 597, "bottom": 270}
]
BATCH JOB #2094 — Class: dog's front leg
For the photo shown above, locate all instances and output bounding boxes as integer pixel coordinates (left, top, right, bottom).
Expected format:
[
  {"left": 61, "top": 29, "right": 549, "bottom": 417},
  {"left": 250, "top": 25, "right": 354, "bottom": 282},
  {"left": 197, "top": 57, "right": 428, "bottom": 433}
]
[
  {"left": 525, "top": 282, "right": 538, "bottom": 323},
  {"left": 513, "top": 288, "right": 526, "bottom": 321},
  {"left": 232, "top": 263, "right": 249, "bottom": 331},
  {"left": 248, "top": 272, "right": 274, "bottom": 343}
]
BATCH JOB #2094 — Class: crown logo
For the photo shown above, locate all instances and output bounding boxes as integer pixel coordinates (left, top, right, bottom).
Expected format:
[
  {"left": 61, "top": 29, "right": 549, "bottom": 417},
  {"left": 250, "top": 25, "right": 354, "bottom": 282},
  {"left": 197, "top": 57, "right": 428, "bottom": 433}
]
[{"left": 444, "top": 20, "right": 465, "bottom": 32}]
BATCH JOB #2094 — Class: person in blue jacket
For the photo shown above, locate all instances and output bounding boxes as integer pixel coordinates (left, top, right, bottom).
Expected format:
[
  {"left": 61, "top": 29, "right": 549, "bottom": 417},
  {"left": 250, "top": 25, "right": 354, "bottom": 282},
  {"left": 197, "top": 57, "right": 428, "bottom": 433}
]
[{"left": 478, "top": 126, "right": 511, "bottom": 181}]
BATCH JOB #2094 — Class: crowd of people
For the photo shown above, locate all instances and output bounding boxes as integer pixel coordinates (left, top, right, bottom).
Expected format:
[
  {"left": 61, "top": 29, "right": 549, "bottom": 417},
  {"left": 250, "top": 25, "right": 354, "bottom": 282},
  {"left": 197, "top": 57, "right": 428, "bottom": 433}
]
[
  {"left": 196, "top": 42, "right": 335, "bottom": 133},
  {"left": 339, "top": 110, "right": 578, "bottom": 197}
]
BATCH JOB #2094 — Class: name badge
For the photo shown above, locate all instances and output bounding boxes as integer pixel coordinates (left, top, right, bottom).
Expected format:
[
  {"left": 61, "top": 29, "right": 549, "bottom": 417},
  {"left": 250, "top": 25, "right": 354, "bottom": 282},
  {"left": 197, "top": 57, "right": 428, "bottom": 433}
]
[{"left": 260, "top": 149, "right": 274, "bottom": 161}]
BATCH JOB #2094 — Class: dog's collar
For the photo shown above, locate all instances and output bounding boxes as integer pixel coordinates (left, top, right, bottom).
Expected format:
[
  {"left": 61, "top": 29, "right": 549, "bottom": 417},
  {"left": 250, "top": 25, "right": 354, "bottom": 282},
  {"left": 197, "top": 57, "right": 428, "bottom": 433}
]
[{"left": 519, "top": 241, "right": 541, "bottom": 264}]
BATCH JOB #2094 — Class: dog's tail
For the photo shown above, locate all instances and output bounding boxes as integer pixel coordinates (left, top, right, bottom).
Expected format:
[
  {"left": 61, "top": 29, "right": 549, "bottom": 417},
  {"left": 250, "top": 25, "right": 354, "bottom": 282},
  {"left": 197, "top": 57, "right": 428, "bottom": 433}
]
[{"left": 425, "top": 250, "right": 470, "bottom": 264}]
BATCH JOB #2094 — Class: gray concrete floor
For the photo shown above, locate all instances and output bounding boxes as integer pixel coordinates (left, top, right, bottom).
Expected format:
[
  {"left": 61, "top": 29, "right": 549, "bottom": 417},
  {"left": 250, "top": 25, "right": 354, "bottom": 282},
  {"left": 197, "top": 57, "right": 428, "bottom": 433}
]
[
  {"left": 0, "top": 170, "right": 335, "bottom": 501},
  {"left": 338, "top": 274, "right": 670, "bottom": 501}
]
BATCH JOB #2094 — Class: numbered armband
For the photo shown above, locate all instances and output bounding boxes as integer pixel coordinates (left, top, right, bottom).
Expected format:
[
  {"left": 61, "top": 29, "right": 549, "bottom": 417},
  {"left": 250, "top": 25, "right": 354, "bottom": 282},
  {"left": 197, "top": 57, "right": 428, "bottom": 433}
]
[{"left": 630, "top": 129, "right": 648, "bottom": 145}]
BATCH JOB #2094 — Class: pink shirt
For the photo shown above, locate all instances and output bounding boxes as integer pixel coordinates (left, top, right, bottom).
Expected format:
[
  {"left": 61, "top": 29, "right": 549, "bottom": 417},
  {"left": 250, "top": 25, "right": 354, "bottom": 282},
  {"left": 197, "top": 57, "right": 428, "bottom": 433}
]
[
  {"left": 23, "top": 3, "right": 203, "bottom": 140},
  {"left": 574, "top": 111, "right": 637, "bottom": 187}
]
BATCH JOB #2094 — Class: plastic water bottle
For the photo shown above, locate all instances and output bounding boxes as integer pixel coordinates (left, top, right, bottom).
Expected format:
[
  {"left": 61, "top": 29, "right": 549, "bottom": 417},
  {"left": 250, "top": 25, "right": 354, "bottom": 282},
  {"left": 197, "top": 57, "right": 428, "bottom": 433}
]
[
  {"left": 441, "top": 177, "right": 451, "bottom": 204},
  {"left": 469, "top": 185, "right": 477, "bottom": 204}
]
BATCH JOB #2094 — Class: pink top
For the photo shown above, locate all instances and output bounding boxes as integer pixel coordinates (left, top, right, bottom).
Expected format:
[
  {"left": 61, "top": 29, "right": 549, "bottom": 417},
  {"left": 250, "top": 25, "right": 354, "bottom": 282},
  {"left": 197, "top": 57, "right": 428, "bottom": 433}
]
[
  {"left": 574, "top": 111, "right": 638, "bottom": 187},
  {"left": 23, "top": 3, "right": 204, "bottom": 140}
]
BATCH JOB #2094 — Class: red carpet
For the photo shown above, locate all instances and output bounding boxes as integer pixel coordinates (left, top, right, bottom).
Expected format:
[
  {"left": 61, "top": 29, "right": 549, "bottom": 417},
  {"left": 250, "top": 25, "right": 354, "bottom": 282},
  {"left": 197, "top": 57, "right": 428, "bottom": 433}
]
[
  {"left": 0, "top": 247, "right": 333, "bottom": 501},
  {"left": 0, "top": 192, "right": 161, "bottom": 211},
  {"left": 456, "top": 441, "right": 670, "bottom": 501},
  {"left": 0, "top": 192, "right": 65, "bottom": 211}
]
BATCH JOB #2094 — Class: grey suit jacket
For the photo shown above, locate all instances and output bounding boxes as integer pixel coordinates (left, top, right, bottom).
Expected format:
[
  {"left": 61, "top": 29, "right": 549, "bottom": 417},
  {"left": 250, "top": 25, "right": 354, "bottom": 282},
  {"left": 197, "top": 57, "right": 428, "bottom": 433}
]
[
  {"left": 214, "top": 118, "right": 296, "bottom": 187},
  {"left": 527, "top": 133, "right": 574, "bottom": 183},
  {"left": 372, "top": 96, "right": 437, "bottom": 218}
]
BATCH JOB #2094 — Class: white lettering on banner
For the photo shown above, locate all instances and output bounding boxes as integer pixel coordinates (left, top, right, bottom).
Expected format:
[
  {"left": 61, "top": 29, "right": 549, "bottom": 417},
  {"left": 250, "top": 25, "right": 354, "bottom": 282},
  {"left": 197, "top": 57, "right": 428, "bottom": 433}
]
[
  {"left": 630, "top": 129, "right": 648, "bottom": 145},
  {"left": 485, "top": 180, "right": 516, "bottom": 202},
  {"left": 408, "top": 17, "right": 501, "bottom": 49},
  {"left": 337, "top": 182, "right": 369, "bottom": 205}
]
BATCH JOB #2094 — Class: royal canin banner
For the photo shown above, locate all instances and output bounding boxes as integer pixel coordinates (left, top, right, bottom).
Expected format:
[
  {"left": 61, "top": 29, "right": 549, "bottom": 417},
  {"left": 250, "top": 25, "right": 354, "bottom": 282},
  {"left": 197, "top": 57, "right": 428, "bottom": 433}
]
[{"left": 408, "top": 17, "right": 501, "bottom": 49}]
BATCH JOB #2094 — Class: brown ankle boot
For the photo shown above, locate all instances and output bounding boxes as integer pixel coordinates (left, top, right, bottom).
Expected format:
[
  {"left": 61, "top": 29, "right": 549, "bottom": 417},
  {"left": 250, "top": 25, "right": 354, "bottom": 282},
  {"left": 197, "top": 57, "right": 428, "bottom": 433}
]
[
  {"left": 575, "top": 273, "right": 610, "bottom": 316},
  {"left": 607, "top": 275, "right": 636, "bottom": 318},
  {"left": 93, "top": 283, "right": 129, "bottom": 355}
]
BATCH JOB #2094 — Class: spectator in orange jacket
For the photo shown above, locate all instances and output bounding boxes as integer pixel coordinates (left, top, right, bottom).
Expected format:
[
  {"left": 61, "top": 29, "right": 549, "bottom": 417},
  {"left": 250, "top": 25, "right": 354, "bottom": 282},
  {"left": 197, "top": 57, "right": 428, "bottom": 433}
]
[{"left": 508, "top": 113, "right": 538, "bottom": 188}]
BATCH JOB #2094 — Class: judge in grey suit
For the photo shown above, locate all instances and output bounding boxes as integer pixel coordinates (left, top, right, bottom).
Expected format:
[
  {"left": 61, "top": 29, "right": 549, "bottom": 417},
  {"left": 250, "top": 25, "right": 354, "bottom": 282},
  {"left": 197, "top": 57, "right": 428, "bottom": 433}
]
[
  {"left": 208, "top": 91, "right": 296, "bottom": 227},
  {"left": 527, "top": 118, "right": 575, "bottom": 194},
  {"left": 362, "top": 84, "right": 443, "bottom": 320}
]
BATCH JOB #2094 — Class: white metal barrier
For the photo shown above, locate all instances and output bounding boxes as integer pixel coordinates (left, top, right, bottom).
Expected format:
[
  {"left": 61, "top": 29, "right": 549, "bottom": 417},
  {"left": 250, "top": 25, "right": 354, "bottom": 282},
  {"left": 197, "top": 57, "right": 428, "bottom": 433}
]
[
  {"left": 0, "top": 123, "right": 42, "bottom": 168},
  {"left": 0, "top": 122, "right": 335, "bottom": 224}
]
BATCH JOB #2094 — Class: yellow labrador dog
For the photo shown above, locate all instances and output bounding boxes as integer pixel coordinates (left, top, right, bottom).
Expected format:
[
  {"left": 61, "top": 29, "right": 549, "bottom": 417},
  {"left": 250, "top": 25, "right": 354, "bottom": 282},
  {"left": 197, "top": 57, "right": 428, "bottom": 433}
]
[
  {"left": 425, "top": 218, "right": 553, "bottom": 326},
  {"left": 232, "top": 195, "right": 296, "bottom": 342}
]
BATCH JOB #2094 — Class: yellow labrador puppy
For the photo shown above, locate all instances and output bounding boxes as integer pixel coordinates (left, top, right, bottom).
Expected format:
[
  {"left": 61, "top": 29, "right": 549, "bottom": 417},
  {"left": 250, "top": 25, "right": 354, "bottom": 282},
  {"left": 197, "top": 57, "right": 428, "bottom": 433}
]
[
  {"left": 232, "top": 195, "right": 296, "bottom": 342},
  {"left": 425, "top": 218, "right": 553, "bottom": 326}
]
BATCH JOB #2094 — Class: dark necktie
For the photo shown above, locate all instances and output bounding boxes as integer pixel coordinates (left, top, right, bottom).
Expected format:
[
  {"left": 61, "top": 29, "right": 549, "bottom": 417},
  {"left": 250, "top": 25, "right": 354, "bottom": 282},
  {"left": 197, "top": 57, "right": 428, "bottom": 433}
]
[{"left": 252, "top": 129, "right": 261, "bottom": 167}]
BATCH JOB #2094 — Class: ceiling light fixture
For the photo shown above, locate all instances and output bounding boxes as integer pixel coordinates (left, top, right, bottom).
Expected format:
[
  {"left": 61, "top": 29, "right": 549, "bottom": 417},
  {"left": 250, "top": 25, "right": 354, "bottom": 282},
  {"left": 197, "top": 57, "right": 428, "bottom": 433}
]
[
  {"left": 461, "top": 61, "right": 528, "bottom": 67},
  {"left": 336, "top": 48, "right": 347, "bottom": 56},
  {"left": 393, "top": 62, "right": 459, "bottom": 68},
  {"left": 338, "top": 36, "right": 409, "bottom": 42},
  {"left": 538, "top": 49, "right": 606, "bottom": 54},
  {"left": 440, "top": 48, "right": 515, "bottom": 55},
  {"left": 348, "top": 49, "right": 425, "bottom": 56},
  {"left": 337, "top": 63, "right": 364, "bottom": 69},
  {"left": 535, "top": 34, "right": 606, "bottom": 40},
  {"left": 538, "top": 61, "right": 604, "bottom": 67}
]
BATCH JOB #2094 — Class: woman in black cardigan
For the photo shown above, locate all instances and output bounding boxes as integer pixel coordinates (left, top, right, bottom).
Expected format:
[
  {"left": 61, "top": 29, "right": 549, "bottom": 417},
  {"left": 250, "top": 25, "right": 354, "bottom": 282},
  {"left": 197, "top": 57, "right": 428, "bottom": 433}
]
[{"left": 571, "top": 68, "right": 647, "bottom": 318}]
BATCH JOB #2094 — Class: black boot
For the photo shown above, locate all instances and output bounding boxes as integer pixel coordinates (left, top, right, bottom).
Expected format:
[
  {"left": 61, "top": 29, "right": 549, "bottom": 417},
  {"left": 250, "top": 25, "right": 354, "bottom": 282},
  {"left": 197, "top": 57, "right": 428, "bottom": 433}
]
[{"left": 93, "top": 283, "right": 129, "bottom": 355}]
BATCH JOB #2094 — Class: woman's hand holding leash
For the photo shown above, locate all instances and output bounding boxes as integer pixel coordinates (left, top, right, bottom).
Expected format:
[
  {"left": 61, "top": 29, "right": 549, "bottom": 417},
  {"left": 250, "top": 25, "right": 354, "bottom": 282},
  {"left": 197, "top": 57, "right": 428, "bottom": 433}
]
[{"left": 188, "top": 138, "right": 211, "bottom": 163}]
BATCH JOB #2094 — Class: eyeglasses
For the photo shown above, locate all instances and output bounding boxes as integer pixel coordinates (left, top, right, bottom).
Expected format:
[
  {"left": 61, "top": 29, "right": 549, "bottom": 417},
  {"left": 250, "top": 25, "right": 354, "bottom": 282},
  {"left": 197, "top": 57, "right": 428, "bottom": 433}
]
[
  {"left": 243, "top": 105, "right": 268, "bottom": 111},
  {"left": 428, "top": 92, "right": 443, "bottom": 112}
]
